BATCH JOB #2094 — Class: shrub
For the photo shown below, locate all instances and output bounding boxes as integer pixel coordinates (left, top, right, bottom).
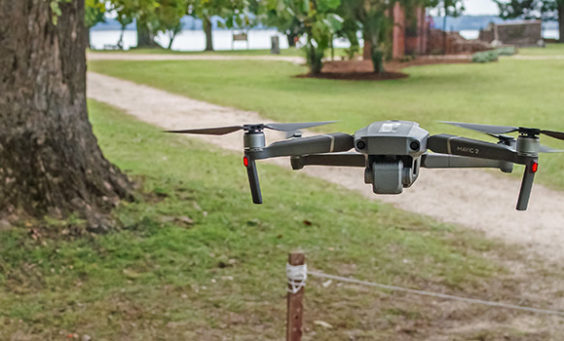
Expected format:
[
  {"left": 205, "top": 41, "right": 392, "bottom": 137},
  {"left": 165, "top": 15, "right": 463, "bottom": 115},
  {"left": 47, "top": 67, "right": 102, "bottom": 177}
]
[
  {"left": 496, "top": 46, "right": 517, "bottom": 56},
  {"left": 472, "top": 50, "right": 499, "bottom": 63}
]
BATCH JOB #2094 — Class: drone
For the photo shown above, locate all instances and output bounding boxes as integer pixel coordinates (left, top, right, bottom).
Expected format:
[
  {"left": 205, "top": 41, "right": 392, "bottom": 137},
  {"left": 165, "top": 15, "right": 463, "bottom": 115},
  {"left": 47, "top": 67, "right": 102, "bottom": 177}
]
[{"left": 168, "top": 120, "right": 564, "bottom": 211}]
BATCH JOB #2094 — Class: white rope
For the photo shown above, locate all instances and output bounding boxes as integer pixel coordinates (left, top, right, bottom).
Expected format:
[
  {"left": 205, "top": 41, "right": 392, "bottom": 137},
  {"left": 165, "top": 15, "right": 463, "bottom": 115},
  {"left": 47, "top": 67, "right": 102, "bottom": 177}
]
[
  {"left": 308, "top": 270, "right": 564, "bottom": 317},
  {"left": 287, "top": 263, "right": 307, "bottom": 294}
]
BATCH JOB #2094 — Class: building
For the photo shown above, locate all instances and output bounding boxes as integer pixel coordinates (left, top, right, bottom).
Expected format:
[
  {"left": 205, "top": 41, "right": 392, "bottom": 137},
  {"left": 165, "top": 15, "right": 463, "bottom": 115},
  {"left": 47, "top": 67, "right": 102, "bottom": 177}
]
[
  {"left": 390, "top": 3, "right": 492, "bottom": 58},
  {"left": 391, "top": 3, "right": 428, "bottom": 58}
]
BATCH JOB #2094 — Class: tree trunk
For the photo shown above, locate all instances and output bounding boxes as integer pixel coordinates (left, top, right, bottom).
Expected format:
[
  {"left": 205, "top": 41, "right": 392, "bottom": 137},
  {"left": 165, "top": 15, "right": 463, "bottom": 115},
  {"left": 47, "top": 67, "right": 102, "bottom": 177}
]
[
  {"left": 0, "top": 1, "right": 133, "bottom": 229},
  {"left": 559, "top": 4, "right": 564, "bottom": 43},
  {"left": 203, "top": 16, "right": 214, "bottom": 51},
  {"left": 167, "top": 34, "right": 175, "bottom": 50},
  {"left": 117, "top": 26, "right": 126, "bottom": 49},
  {"left": 287, "top": 33, "right": 297, "bottom": 47},
  {"left": 137, "top": 16, "right": 159, "bottom": 48},
  {"left": 443, "top": 14, "right": 448, "bottom": 54}
]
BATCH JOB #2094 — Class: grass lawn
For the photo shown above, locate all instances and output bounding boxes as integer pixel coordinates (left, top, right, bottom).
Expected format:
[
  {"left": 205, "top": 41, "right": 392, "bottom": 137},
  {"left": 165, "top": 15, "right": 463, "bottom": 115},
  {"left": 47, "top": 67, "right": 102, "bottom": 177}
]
[
  {"left": 0, "top": 101, "right": 560, "bottom": 339},
  {"left": 519, "top": 43, "right": 564, "bottom": 56},
  {"left": 89, "top": 57, "right": 564, "bottom": 190}
]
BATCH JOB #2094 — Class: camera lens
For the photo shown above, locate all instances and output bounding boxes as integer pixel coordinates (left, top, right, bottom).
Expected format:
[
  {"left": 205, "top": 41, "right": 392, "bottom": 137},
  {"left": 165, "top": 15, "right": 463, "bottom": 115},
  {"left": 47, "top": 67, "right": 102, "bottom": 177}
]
[
  {"left": 410, "top": 141, "right": 420, "bottom": 150},
  {"left": 356, "top": 140, "right": 366, "bottom": 150}
]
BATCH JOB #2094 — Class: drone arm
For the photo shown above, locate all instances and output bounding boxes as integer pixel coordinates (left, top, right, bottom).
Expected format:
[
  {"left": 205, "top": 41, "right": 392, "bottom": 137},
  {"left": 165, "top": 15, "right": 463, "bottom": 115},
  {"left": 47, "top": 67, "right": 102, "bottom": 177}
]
[
  {"left": 428, "top": 135, "right": 540, "bottom": 211},
  {"left": 290, "top": 153, "right": 366, "bottom": 170},
  {"left": 421, "top": 154, "right": 513, "bottom": 172},
  {"left": 427, "top": 134, "right": 520, "bottom": 164},
  {"left": 250, "top": 133, "right": 354, "bottom": 160}
]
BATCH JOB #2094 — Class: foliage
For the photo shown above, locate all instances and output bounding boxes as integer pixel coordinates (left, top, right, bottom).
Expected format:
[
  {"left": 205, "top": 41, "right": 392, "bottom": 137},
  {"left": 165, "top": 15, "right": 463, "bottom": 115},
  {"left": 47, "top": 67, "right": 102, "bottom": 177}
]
[
  {"left": 496, "top": 46, "right": 517, "bottom": 56},
  {"left": 266, "top": 0, "right": 343, "bottom": 74},
  {"left": 495, "top": 0, "right": 564, "bottom": 21},
  {"left": 108, "top": 0, "right": 188, "bottom": 48},
  {"left": 338, "top": 0, "right": 391, "bottom": 73},
  {"left": 85, "top": 0, "right": 107, "bottom": 28},
  {"left": 472, "top": 50, "right": 499, "bottom": 63},
  {"left": 433, "top": 0, "right": 465, "bottom": 18},
  {"left": 155, "top": 0, "right": 187, "bottom": 48},
  {"left": 49, "top": 0, "right": 71, "bottom": 25}
]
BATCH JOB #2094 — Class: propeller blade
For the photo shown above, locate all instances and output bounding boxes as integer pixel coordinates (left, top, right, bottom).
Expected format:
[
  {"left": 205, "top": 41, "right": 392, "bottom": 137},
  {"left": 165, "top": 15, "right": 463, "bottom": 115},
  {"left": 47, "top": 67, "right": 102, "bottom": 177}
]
[
  {"left": 488, "top": 133, "right": 515, "bottom": 142},
  {"left": 541, "top": 130, "right": 564, "bottom": 141},
  {"left": 166, "top": 125, "right": 243, "bottom": 135},
  {"left": 538, "top": 144, "right": 564, "bottom": 153},
  {"left": 441, "top": 121, "right": 518, "bottom": 135},
  {"left": 264, "top": 121, "right": 336, "bottom": 132}
]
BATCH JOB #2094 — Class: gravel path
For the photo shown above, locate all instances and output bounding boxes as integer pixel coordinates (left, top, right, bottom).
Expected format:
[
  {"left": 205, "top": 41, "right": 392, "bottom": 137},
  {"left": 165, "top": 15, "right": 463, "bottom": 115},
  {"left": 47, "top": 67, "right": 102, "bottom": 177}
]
[{"left": 87, "top": 72, "right": 564, "bottom": 262}]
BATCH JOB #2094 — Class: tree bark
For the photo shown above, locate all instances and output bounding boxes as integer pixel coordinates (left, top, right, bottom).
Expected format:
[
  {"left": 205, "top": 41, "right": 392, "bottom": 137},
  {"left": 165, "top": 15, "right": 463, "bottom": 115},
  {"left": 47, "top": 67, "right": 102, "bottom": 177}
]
[
  {"left": 0, "top": 1, "right": 133, "bottom": 229},
  {"left": 137, "top": 16, "right": 159, "bottom": 48},
  {"left": 559, "top": 4, "right": 564, "bottom": 43},
  {"left": 203, "top": 16, "right": 214, "bottom": 51}
]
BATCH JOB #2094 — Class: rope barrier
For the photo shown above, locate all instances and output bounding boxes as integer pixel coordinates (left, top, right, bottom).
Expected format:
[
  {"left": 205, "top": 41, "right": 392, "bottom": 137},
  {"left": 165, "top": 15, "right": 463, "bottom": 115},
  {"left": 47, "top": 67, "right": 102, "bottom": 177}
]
[
  {"left": 308, "top": 270, "right": 564, "bottom": 317},
  {"left": 287, "top": 263, "right": 307, "bottom": 294}
]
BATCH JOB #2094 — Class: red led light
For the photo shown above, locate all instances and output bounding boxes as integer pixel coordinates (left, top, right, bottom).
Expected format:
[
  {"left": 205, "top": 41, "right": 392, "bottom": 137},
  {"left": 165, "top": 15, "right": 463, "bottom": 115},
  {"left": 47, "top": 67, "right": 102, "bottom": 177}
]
[
  {"left": 531, "top": 162, "right": 538, "bottom": 173},
  {"left": 243, "top": 156, "right": 249, "bottom": 167}
]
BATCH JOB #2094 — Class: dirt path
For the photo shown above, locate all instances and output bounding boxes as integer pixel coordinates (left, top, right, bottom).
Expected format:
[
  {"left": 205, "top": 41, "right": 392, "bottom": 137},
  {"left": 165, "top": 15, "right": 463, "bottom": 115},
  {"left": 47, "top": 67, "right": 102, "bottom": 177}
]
[{"left": 87, "top": 72, "right": 564, "bottom": 262}]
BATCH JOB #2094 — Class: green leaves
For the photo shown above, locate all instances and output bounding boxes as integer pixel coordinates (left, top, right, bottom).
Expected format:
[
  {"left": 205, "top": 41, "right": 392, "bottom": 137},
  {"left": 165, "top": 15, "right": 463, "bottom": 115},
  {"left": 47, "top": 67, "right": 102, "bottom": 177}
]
[
  {"left": 49, "top": 0, "right": 71, "bottom": 25},
  {"left": 85, "top": 0, "right": 107, "bottom": 28},
  {"left": 317, "top": 0, "right": 340, "bottom": 12},
  {"left": 265, "top": 0, "right": 342, "bottom": 73}
]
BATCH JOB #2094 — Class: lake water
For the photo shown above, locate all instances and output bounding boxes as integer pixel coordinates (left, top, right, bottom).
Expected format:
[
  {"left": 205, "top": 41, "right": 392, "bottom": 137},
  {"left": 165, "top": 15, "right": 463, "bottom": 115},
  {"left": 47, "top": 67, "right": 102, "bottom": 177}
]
[{"left": 90, "top": 29, "right": 559, "bottom": 51}]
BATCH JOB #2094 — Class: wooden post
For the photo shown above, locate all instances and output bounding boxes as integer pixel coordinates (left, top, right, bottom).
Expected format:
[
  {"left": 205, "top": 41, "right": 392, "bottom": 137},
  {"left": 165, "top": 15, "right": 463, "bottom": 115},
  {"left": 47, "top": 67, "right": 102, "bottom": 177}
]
[{"left": 286, "top": 252, "right": 305, "bottom": 341}]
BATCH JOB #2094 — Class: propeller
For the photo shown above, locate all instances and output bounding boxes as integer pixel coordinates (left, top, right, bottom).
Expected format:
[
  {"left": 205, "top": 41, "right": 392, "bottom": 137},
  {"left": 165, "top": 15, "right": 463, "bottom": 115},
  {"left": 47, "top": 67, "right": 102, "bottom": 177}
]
[
  {"left": 166, "top": 121, "right": 336, "bottom": 135},
  {"left": 441, "top": 121, "right": 564, "bottom": 141},
  {"left": 488, "top": 133, "right": 563, "bottom": 153}
]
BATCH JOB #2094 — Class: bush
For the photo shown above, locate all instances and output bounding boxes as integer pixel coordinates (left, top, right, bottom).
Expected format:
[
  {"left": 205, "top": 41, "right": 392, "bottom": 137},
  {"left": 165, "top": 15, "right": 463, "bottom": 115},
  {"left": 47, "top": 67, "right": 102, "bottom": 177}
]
[
  {"left": 304, "top": 43, "right": 325, "bottom": 74},
  {"left": 371, "top": 47, "right": 384, "bottom": 73},
  {"left": 496, "top": 46, "right": 517, "bottom": 56},
  {"left": 344, "top": 45, "right": 359, "bottom": 60},
  {"left": 472, "top": 50, "right": 499, "bottom": 63}
]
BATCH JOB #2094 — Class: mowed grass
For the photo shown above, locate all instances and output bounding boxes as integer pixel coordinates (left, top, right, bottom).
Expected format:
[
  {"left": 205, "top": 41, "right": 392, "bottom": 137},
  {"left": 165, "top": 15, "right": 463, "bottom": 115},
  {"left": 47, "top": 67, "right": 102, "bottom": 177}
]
[
  {"left": 519, "top": 43, "right": 564, "bottom": 56},
  {"left": 0, "top": 100, "right": 557, "bottom": 339},
  {"left": 89, "top": 56, "right": 564, "bottom": 190}
]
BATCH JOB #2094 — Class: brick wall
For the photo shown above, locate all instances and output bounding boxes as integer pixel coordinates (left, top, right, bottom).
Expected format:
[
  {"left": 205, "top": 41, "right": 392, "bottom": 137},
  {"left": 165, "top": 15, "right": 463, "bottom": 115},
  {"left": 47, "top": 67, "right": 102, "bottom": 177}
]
[{"left": 479, "top": 21, "right": 542, "bottom": 47}]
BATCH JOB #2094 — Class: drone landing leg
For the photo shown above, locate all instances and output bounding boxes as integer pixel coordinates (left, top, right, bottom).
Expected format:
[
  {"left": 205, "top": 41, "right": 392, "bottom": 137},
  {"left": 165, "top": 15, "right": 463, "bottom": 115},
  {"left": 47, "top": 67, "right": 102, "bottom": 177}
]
[
  {"left": 516, "top": 159, "right": 538, "bottom": 211},
  {"left": 244, "top": 156, "right": 262, "bottom": 204}
]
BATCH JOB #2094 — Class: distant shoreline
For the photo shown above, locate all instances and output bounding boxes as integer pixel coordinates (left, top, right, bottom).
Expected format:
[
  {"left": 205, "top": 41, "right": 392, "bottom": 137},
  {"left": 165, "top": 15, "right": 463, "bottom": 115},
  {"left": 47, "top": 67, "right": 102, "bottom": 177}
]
[{"left": 92, "top": 14, "right": 558, "bottom": 32}]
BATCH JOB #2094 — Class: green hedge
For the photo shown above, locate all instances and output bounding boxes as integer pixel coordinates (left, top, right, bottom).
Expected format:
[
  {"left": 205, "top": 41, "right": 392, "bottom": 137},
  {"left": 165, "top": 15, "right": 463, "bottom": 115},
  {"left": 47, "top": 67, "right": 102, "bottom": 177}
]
[
  {"left": 472, "top": 50, "right": 499, "bottom": 63},
  {"left": 472, "top": 46, "right": 517, "bottom": 63}
]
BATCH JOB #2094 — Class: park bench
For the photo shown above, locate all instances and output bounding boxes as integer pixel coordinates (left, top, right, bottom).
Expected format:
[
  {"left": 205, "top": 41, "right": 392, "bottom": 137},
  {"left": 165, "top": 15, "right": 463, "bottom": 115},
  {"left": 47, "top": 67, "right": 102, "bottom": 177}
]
[{"left": 103, "top": 44, "right": 120, "bottom": 50}]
